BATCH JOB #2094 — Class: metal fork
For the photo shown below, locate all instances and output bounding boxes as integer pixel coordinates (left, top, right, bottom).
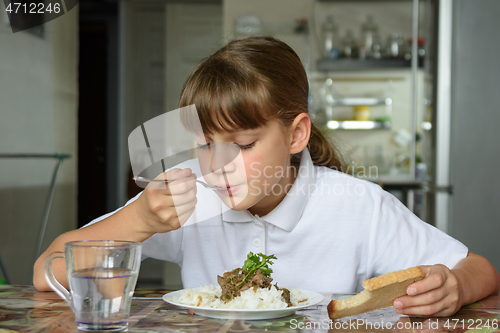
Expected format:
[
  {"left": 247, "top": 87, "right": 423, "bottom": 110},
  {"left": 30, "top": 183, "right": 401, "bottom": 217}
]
[{"left": 133, "top": 176, "right": 224, "bottom": 191}]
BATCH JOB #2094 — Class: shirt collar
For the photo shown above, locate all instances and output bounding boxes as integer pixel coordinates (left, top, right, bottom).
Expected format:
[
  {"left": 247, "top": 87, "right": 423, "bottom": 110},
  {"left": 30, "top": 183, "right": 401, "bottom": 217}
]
[{"left": 222, "top": 148, "right": 316, "bottom": 231}]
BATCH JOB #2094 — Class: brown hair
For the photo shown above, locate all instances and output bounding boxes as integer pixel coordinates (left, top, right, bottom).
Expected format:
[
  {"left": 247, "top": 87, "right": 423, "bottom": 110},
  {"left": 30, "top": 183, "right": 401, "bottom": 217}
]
[{"left": 179, "top": 36, "right": 345, "bottom": 171}]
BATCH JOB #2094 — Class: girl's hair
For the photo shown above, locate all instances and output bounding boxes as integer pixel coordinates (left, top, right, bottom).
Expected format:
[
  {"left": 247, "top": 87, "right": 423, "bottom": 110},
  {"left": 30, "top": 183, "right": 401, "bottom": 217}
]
[{"left": 179, "top": 36, "right": 345, "bottom": 171}]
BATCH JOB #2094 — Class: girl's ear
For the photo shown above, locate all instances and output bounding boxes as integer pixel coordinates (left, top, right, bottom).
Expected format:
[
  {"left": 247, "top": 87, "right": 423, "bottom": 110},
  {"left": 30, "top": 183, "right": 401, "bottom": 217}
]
[{"left": 289, "top": 113, "right": 311, "bottom": 155}]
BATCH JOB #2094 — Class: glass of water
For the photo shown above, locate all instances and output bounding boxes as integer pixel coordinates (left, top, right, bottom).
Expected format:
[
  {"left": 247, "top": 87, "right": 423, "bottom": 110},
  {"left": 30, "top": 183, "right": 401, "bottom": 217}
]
[{"left": 44, "top": 240, "right": 142, "bottom": 331}]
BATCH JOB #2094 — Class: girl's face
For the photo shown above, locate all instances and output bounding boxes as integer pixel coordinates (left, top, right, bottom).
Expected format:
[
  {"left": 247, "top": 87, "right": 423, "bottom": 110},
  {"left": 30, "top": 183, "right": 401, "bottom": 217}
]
[{"left": 196, "top": 120, "right": 296, "bottom": 216}]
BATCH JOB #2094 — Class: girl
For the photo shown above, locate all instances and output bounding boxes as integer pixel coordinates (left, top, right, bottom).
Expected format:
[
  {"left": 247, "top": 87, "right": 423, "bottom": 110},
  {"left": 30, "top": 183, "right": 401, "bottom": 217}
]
[{"left": 34, "top": 36, "right": 499, "bottom": 317}]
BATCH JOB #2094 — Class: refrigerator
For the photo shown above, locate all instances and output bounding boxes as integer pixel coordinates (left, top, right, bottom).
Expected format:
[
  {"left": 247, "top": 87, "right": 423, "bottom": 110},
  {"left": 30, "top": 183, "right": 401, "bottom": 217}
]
[{"left": 433, "top": 0, "right": 500, "bottom": 274}]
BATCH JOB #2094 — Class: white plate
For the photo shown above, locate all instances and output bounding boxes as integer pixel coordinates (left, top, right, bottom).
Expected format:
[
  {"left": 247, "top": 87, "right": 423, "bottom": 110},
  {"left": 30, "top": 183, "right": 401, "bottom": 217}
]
[{"left": 163, "top": 288, "right": 324, "bottom": 320}]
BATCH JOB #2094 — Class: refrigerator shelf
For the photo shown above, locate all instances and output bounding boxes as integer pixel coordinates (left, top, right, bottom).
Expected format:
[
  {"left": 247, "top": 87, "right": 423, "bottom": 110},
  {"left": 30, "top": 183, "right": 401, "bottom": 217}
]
[
  {"left": 326, "top": 120, "right": 391, "bottom": 130},
  {"left": 317, "top": 59, "right": 423, "bottom": 71},
  {"left": 327, "top": 97, "right": 392, "bottom": 107}
]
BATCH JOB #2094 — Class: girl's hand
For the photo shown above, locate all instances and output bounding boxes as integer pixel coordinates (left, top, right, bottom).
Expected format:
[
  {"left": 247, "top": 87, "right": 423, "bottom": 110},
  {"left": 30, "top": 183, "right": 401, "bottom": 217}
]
[
  {"left": 393, "top": 264, "right": 462, "bottom": 317},
  {"left": 136, "top": 168, "right": 197, "bottom": 234}
]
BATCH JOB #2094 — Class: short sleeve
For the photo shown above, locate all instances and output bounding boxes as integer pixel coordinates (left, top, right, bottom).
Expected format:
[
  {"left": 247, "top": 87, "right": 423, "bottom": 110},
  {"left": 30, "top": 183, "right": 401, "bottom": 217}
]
[
  {"left": 367, "top": 190, "right": 468, "bottom": 278},
  {"left": 140, "top": 229, "right": 184, "bottom": 265}
]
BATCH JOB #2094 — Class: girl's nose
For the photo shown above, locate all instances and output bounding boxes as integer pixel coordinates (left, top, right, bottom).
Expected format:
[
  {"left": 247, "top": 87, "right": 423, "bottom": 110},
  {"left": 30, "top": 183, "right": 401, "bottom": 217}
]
[{"left": 209, "top": 142, "right": 239, "bottom": 174}]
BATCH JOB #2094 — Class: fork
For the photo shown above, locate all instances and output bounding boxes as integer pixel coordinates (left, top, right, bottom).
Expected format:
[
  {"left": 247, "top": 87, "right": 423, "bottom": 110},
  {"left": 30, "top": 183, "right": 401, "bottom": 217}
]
[{"left": 133, "top": 176, "right": 224, "bottom": 191}]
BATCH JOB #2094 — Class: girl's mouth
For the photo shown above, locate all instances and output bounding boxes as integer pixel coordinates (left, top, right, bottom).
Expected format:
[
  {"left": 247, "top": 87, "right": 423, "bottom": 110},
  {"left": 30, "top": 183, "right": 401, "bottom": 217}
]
[{"left": 216, "top": 184, "right": 241, "bottom": 196}]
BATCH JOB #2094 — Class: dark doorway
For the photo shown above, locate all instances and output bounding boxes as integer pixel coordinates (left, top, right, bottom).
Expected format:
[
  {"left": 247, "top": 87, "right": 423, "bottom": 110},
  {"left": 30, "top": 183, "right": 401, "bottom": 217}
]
[
  {"left": 77, "top": 0, "right": 119, "bottom": 228},
  {"left": 78, "top": 21, "right": 108, "bottom": 227}
]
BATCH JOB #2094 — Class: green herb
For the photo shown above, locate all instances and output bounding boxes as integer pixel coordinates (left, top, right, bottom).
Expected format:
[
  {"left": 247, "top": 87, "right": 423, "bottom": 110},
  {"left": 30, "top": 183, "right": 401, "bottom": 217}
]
[
  {"left": 235, "top": 252, "right": 277, "bottom": 290},
  {"left": 243, "top": 252, "right": 277, "bottom": 277}
]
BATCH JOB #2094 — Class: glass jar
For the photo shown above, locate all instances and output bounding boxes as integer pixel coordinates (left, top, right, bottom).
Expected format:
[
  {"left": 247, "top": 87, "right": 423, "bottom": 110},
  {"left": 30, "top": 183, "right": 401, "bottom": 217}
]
[
  {"left": 385, "top": 33, "right": 404, "bottom": 59},
  {"left": 370, "top": 33, "right": 383, "bottom": 59},
  {"left": 353, "top": 105, "right": 371, "bottom": 121},
  {"left": 361, "top": 15, "right": 379, "bottom": 54},
  {"left": 322, "top": 15, "right": 340, "bottom": 60},
  {"left": 341, "top": 29, "right": 358, "bottom": 58}
]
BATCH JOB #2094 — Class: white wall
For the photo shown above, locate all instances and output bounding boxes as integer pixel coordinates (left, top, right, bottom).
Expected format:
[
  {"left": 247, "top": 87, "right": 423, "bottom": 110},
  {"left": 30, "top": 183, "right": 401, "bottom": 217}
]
[{"left": 0, "top": 7, "right": 79, "bottom": 284}]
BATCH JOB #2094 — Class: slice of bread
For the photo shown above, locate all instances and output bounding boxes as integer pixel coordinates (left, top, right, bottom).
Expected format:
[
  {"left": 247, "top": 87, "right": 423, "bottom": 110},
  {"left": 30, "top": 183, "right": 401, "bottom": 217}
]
[{"left": 327, "top": 266, "right": 424, "bottom": 320}]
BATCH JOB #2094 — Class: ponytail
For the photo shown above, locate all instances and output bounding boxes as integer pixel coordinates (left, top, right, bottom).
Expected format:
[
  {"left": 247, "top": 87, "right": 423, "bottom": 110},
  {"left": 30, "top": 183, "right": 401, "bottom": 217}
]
[{"left": 307, "top": 123, "right": 346, "bottom": 172}]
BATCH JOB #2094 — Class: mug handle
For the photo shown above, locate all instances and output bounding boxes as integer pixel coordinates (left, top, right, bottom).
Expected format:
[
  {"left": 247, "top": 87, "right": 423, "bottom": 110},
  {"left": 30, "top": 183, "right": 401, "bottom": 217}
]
[{"left": 44, "top": 251, "right": 74, "bottom": 312}]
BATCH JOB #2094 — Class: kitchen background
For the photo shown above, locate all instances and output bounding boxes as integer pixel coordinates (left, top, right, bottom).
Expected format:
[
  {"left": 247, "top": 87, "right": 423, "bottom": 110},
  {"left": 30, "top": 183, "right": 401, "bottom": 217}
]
[{"left": 0, "top": 0, "right": 499, "bottom": 289}]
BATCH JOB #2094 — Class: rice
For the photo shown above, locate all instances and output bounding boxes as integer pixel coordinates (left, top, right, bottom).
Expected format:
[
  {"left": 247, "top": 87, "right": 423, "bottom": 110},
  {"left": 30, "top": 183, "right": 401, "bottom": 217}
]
[{"left": 172, "top": 285, "right": 309, "bottom": 309}]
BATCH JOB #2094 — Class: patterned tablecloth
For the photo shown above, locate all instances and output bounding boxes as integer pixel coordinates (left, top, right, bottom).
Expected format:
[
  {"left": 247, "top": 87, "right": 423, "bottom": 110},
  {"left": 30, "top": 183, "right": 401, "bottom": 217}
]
[{"left": 0, "top": 284, "right": 498, "bottom": 332}]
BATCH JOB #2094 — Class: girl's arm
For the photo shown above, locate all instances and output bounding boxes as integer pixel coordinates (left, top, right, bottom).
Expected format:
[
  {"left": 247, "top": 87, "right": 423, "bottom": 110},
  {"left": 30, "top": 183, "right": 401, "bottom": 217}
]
[
  {"left": 33, "top": 168, "right": 197, "bottom": 291},
  {"left": 393, "top": 251, "right": 500, "bottom": 317}
]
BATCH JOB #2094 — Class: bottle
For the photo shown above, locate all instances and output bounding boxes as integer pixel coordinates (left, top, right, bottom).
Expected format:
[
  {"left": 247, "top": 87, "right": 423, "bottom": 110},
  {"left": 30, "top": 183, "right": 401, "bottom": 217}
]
[
  {"left": 361, "top": 15, "right": 379, "bottom": 55},
  {"left": 405, "top": 37, "right": 426, "bottom": 64},
  {"left": 341, "top": 29, "right": 358, "bottom": 58},
  {"left": 358, "top": 45, "right": 366, "bottom": 61},
  {"left": 321, "top": 15, "right": 340, "bottom": 60},
  {"left": 403, "top": 38, "right": 412, "bottom": 61}
]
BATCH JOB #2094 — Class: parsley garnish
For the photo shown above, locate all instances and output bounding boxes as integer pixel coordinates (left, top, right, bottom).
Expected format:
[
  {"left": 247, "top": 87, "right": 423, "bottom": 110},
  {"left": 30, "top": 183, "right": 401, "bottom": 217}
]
[{"left": 235, "top": 252, "right": 277, "bottom": 290}]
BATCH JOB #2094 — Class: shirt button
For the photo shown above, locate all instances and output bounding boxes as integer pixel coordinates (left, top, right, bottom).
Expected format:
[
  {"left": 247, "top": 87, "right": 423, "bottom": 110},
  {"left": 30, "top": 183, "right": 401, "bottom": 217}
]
[{"left": 253, "top": 238, "right": 261, "bottom": 248}]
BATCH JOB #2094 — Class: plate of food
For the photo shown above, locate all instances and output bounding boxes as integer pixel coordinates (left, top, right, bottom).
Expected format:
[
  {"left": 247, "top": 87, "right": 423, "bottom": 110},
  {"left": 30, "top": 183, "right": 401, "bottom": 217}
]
[{"left": 163, "top": 253, "right": 324, "bottom": 320}]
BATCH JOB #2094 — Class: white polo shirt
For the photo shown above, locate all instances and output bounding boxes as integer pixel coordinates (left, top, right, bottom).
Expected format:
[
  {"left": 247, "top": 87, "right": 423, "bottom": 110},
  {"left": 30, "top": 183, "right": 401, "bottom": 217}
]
[{"left": 87, "top": 148, "right": 468, "bottom": 293}]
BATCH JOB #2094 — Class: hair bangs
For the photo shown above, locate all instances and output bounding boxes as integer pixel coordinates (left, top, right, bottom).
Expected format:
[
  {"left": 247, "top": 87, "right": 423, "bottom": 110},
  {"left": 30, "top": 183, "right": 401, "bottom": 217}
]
[{"left": 180, "top": 58, "right": 275, "bottom": 135}]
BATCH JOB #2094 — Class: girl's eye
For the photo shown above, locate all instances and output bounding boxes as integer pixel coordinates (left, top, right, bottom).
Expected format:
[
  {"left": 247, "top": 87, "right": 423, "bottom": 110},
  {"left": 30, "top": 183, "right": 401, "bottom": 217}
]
[
  {"left": 197, "top": 142, "right": 255, "bottom": 150},
  {"left": 197, "top": 143, "right": 211, "bottom": 150},
  {"left": 238, "top": 142, "right": 255, "bottom": 150}
]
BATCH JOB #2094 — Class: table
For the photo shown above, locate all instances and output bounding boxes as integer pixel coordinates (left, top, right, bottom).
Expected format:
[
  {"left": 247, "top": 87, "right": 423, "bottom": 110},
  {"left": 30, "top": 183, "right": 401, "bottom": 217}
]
[{"left": 0, "top": 285, "right": 499, "bottom": 332}]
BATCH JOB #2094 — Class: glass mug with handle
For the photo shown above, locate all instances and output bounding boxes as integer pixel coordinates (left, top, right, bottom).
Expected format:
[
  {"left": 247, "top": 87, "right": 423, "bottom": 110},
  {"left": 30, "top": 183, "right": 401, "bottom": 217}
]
[{"left": 44, "top": 240, "right": 142, "bottom": 331}]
